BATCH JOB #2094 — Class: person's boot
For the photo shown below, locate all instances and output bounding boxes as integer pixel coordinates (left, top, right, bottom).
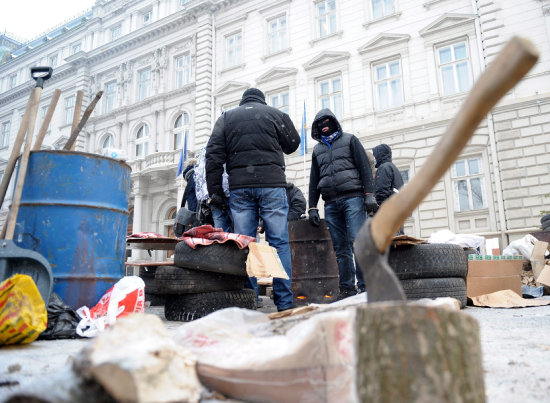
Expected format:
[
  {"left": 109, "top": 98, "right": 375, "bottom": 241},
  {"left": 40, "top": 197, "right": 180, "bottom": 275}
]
[{"left": 332, "top": 288, "right": 357, "bottom": 302}]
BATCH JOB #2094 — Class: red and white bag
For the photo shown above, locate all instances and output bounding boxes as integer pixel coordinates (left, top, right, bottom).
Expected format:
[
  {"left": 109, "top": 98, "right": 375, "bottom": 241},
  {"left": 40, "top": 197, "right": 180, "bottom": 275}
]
[{"left": 76, "top": 276, "right": 145, "bottom": 337}]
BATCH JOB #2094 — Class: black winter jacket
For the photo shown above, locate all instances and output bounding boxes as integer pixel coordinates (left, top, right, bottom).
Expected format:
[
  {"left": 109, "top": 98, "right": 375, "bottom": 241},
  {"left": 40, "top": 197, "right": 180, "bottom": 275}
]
[
  {"left": 205, "top": 94, "right": 300, "bottom": 197},
  {"left": 372, "top": 144, "right": 404, "bottom": 205},
  {"left": 308, "top": 109, "right": 374, "bottom": 206},
  {"left": 286, "top": 183, "right": 306, "bottom": 220}
]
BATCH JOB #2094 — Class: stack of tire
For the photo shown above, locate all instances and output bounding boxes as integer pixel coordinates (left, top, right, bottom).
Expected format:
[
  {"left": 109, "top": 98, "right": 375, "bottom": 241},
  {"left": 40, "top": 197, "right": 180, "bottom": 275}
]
[
  {"left": 387, "top": 243, "right": 469, "bottom": 308},
  {"left": 541, "top": 214, "right": 550, "bottom": 231},
  {"left": 156, "top": 242, "right": 256, "bottom": 321}
]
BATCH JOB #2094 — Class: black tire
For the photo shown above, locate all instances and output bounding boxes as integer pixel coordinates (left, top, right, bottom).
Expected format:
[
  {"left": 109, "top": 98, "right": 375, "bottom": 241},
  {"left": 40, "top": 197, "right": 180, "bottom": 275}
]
[
  {"left": 174, "top": 241, "right": 248, "bottom": 277},
  {"left": 139, "top": 266, "right": 156, "bottom": 278},
  {"left": 400, "top": 277, "right": 467, "bottom": 308},
  {"left": 145, "top": 293, "right": 165, "bottom": 306},
  {"left": 541, "top": 214, "right": 550, "bottom": 224},
  {"left": 542, "top": 221, "right": 550, "bottom": 231},
  {"left": 155, "top": 265, "right": 245, "bottom": 294},
  {"left": 164, "top": 289, "right": 257, "bottom": 321},
  {"left": 388, "top": 243, "right": 468, "bottom": 280},
  {"left": 142, "top": 275, "right": 160, "bottom": 294}
]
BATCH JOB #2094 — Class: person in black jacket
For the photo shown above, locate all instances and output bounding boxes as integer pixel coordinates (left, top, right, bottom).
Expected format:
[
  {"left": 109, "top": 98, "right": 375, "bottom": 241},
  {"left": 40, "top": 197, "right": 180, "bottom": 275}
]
[
  {"left": 205, "top": 88, "right": 300, "bottom": 312},
  {"left": 308, "top": 109, "right": 378, "bottom": 300},
  {"left": 373, "top": 143, "right": 405, "bottom": 235}
]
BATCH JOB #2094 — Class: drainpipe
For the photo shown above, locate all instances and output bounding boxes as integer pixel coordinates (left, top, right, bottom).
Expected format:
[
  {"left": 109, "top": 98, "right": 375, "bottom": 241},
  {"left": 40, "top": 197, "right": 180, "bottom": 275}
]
[
  {"left": 210, "top": 5, "right": 216, "bottom": 131},
  {"left": 471, "top": 0, "right": 508, "bottom": 248}
]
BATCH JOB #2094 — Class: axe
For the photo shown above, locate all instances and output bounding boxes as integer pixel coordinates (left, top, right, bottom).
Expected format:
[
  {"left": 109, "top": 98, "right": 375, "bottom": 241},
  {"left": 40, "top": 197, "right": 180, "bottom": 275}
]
[{"left": 355, "top": 36, "right": 539, "bottom": 303}]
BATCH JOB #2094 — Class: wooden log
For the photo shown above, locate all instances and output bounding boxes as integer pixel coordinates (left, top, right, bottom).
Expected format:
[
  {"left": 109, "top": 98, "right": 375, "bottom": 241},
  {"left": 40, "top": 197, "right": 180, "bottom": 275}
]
[{"left": 355, "top": 303, "right": 485, "bottom": 402}]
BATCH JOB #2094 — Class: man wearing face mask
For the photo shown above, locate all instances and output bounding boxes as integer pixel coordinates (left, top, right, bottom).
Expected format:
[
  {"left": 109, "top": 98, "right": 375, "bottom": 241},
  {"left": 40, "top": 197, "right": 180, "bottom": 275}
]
[{"left": 308, "top": 109, "right": 378, "bottom": 300}]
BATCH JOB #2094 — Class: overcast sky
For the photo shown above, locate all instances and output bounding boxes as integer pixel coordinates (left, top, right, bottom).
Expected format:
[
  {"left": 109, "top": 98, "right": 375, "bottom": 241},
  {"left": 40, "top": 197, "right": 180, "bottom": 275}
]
[{"left": 1, "top": 0, "right": 96, "bottom": 42}]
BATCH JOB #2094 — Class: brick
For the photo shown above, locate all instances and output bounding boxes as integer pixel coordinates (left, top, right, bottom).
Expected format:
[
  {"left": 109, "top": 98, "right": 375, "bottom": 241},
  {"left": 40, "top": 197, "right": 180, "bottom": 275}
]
[
  {"left": 500, "top": 168, "right": 526, "bottom": 180},
  {"left": 523, "top": 145, "right": 542, "bottom": 157},
  {"left": 499, "top": 159, "right": 517, "bottom": 170},
  {"left": 506, "top": 208, "right": 531, "bottom": 219},
  {"left": 496, "top": 139, "right": 515, "bottom": 151},
  {"left": 501, "top": 179, "right": 521, "bottom": 190},
  {"left": 496, "top": 129, "right": 520, "bottom": 141},
  {"left": 519, "top": 125, "right": 542, "bottom": 137},
  {"left": 520, "top": 176, "right": 540, "bottom": 187},
  {"left": 504, "top": 198, "right": 523, "bottom": 209},
  {"left": 494, "top": 121, "right": 512, "bottom": 131},
  {"left": 518, "top": 106, "right": 540, "bottom": 118},
  {"left": 499, "top": 149, "right": 523, "bottom": 160},
  {"left": 530, "top": 114, "right": 550, "bottom": 125},
  {"left": 533, "top": 134, "right": 549, "bottom": 145},
  {"left": 511, "top": 118, "right": 531, "bottom": 128},
  {"left": 493, "top": 110, "right": 517, "bottom": 122},
  {"left": 522, "top": 196, "right": 544, "bottom": 207}
]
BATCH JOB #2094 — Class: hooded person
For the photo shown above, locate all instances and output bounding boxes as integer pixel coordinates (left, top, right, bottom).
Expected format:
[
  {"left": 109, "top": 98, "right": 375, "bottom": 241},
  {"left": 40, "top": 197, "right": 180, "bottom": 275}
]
[
  {"left": 181, "top": 159, "right": 197, "bottom": 212},
  {"left": 205, "top": 87, "right": 300, "bottom": 312},
  {"left": 308, "top": 108, "right": 378, "bottom": 300}
]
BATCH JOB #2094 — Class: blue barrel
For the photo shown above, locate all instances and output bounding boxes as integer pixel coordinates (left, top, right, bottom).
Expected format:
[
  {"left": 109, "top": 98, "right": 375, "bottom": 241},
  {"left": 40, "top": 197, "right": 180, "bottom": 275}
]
[{"left": 14, "top": 150, "right": 131, "bottom": 310}]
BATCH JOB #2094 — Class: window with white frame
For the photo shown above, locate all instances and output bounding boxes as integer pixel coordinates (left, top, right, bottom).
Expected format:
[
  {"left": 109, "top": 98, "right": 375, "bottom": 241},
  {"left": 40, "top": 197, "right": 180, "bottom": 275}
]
[
  {"left": 371, "top": 0, "right": 395, "bottom": 19},
  {"left": 111, "top": 24, "right": 122, "bottom": 41},
  {"left": 374, "top": 59, "right": 403, "bottom": 110},
  {"left": 268, "top": 90, "right": 289, "bottom": 114},
  {"left": 318, "top": 76, "right": 342, "bottom": 119},
  {"left": 175, "top": 54, "right": 191, "bottom": 89},
  {"left": 71, "top": 41, "right": 81, "bottom": 55},
  {"left": 437, "top": 41, "right": 472, "bottom": 96},
  {"left": 267, "top": 15, "right": 287, "bottom": 54},
  {"left": 104, "top": 81, "right": 117, "bottom": 113},
  {"left": 225, "top": 32, "right": 242, "bottom": 68},
  {"left": 135, "top": 124, "right": 149, "bottom": 158},
  {"left": 173, "top": 113, "right": 190, "bottom": 150},
  {"left": 49, "top": 54, "right": 58, "bottom": 68},
  {"left": 142, "top": 10, "right": 152, "bottom": 26},
  {"left": 451, "top": 157, "right": 487, "bottom": 212},
  {"left": 64, "top": 96, "right": 75, "bottom": 125},
  {"left": 316, "top": 0, "right": 336, "bottom": 38},
  {"left": 8, "top": 74, "right": 17, "bottom": 89},
  {"left": 137, "top": 69, "right": 151, "bottom": 101},
  {"left": 1, "top": 121, "right": 10, "bottom": 148},
  {"left": 101, "top": 133, "right": 114, "bottom": 152}
]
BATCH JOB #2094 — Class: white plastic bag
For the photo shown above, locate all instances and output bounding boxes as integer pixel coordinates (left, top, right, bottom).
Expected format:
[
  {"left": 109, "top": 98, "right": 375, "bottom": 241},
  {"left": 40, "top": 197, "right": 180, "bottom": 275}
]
[
  {"left": 502, "top": 234, "right": 537, "bottom": 259},
  {"left": 76, "top": 276, "right": 145, "bottom": 337},
  {"left": 428, "top": 229, "right": 485, "bottom": 251}
]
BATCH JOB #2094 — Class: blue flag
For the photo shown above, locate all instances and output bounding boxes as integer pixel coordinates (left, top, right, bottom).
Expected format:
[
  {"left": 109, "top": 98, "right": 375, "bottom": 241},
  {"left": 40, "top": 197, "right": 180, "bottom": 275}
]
[
  {"left": 299, "top": 102, "right": 308, "bottom": 156},
  {"left": 176, "top": 148, "right": 184, "bottom": 178},
  {"left": 175, "top": 132, "right": 188, "bottom": 178}
]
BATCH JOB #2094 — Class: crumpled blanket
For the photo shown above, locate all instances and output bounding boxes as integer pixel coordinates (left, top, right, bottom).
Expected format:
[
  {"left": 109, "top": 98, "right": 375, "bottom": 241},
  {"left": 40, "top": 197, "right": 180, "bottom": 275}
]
[{"left": 182, "top": 225, "right": 255, "bottom": 249}]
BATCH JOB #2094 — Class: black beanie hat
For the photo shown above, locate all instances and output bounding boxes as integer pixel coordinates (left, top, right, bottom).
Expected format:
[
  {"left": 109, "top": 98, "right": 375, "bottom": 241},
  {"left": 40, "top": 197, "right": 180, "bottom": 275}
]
[{"left": 242, "top": 88, "right": 265, "bottom": 101}]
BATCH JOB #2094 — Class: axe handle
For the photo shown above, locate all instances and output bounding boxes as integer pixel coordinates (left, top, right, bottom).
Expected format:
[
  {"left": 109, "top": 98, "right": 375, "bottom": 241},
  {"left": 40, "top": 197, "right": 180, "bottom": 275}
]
[{"left": 371, "top": 36, "right": 539, "bottom": 253}]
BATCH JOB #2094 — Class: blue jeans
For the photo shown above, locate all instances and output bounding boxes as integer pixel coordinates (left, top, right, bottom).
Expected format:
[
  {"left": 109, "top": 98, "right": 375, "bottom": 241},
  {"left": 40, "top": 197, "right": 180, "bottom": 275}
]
[
  {"left": 324, "top": 196, "right": 366, "bottom": 292},
  {"left": 211, "top": 206, "right": 233, "bottom": 233},
  {"left": 229, "top": 187, "right": 293, "bottom": 311}
]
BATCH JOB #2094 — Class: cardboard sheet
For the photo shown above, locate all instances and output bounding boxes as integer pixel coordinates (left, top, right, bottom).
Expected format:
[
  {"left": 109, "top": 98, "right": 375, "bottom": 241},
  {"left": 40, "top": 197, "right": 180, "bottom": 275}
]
[
  {"left": 246, "top": 243, "right": 289, "bottom": 280},
  {"left": 471, "top": 289, "right": 550, "bottom": 308},
  {"left": 530, "top": 241, "right": 550, "bottom": 287}
]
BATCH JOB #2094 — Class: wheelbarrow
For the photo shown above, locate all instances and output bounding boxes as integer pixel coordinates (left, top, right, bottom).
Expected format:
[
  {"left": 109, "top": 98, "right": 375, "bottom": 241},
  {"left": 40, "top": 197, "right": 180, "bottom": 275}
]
[{"left": 0, "top": 67, "right": 54, "bottom": 304}]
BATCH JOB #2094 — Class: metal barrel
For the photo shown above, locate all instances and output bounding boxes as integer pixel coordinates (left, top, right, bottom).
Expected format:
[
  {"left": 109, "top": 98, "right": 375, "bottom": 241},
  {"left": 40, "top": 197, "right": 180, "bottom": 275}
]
[
  {"left": 288, "top": 219, "right": 339, "bottom": 305},
  {"left": 14, "top": 150, "right": 131, "bottom": 310}
]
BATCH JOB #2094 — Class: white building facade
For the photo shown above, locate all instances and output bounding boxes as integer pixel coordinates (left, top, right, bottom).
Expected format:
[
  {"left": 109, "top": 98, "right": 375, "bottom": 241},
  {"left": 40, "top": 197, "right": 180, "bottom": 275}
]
[{"left": 0, "top": 0, "right": 549, "bottom": 251}]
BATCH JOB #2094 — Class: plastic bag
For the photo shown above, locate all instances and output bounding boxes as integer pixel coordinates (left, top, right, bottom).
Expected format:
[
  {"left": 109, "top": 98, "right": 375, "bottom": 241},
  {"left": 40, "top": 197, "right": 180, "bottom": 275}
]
[
  {"left": 0, "top": 274, "right": 47, "bottom": 345},
  {"left": 38, "top": 292, "right": 82, "bottom": 340},
  {"left": 76, "top": 276, "right": 145, "bottom": 338},
  {"left": 502, "top": 234, "right": 537, "bottom": 259}
]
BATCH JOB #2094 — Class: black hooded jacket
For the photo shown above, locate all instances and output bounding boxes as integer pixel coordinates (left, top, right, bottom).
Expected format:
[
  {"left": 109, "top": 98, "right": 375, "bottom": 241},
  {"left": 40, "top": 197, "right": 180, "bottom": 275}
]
[
  {"left": 308, "top": 109, "right": 374, "bottom": 206},
  {"left": 205, "top": 93, "right": 300, "bottom": 197},
  {"left": 372, "top": 144, "right": 404, "bottom": 205}
]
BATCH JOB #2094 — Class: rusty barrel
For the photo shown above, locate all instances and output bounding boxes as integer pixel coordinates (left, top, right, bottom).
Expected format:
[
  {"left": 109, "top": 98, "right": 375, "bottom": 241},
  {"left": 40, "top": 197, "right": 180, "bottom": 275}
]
[
  {"left": 288, "top": 219, "right": 339, "bottom": 304},
  {"left": 13, "top": 151, "right": 131, "bottom": 309}
]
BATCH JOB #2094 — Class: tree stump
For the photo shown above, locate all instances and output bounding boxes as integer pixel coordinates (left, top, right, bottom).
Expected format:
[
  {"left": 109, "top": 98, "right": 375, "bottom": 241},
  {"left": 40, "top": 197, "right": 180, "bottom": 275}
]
[{"left": 355, "top": 303, "right": 485, "bottom": 402}]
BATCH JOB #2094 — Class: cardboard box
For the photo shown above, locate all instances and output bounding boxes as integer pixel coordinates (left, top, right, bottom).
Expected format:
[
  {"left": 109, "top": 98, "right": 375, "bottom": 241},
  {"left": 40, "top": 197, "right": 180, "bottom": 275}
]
[
  {"left": 466, "top": 255, "right": 523, "bottom": 298},
  {"left": 530, "top": 241, "right": 550, "bottom": 287}
]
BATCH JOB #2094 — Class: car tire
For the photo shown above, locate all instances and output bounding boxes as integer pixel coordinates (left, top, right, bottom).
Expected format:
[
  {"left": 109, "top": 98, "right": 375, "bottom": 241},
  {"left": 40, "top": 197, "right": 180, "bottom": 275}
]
[
  {"left": 164, "top": 289, "right": 257, "bottom": 321},
  {"left": 155, "top": 266, "right": 245, "bottom": 294},
  {"left": 540, "top": 214, "right": 550, "bottom": 224},
  {"left": 542, "top": 221, "right": 550, "bottom": 231},
  {"left": 388, "top": 243, "right": 468, "bottom": 280},
  {"left": 400, "top": 277, "right": 467, "bottom": 308},
  {"left": 174, "top": 242, "right": 249, "bottom": 277},
  {"left": 145, "top": 293, "right": 165, "bottom": 306}
]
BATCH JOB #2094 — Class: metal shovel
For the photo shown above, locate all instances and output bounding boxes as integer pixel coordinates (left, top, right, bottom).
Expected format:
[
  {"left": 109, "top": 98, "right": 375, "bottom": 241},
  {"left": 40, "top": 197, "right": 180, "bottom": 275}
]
[
  {"left": 0, "top": 67, "right": 54, "bottom": 303},
  {"left": 355, "top": 37, "right": 539, "bottom": 303}
]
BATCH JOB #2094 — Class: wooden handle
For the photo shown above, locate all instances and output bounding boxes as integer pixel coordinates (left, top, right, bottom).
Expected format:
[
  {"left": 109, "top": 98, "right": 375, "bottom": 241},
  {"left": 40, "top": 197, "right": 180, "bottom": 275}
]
[
  {"left": 33, "top": 89, "right": 61, "bottom": 150},
  {"left": 371, "top": 36, "right": 539, "bottom": 253},
  {"left": 69, "top": 90, "right": 84, "bottom": 151},
  {"left": 63, "top": 91, "right": 103, "bottom": 151}
]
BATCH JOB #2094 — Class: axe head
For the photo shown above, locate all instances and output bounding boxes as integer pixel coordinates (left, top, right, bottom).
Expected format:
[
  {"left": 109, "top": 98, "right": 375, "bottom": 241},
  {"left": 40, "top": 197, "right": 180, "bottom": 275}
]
[{"left": 355, "top": 219, "right": 406, "bottom": 303}]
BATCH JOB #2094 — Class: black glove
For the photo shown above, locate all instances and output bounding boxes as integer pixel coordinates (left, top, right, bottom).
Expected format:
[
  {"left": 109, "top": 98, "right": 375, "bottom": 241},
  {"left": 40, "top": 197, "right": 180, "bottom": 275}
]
[
  {"left": 363, "top": 193, "right": 379, "bottom": 214},
  {"left": 308, "top": 208, "right": 321, "bottom": 227},
  {"left": 208, "top": 193, "right": 227, "bottom": 211}
]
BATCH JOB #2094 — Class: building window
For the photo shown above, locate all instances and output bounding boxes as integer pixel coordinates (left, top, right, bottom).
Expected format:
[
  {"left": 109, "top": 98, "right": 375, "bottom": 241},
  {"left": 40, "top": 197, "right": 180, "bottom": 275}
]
[
  {"left": 316, "top": 0, "right": 336, "bottom": 38},
  {"left": 173, "top": 113, "right": 190, "bottom": 150},
  {"left": 71, "top": 41, "right": 81, "bottom": 54},
  {"left": 437, "top": 41, "right": 472, "bottom": 96},
  {"left": 135, "top": 124, "right": 149, "bottom": 158},
  {"left": 1, "top": 121, "right": 10, "bottom": 148},
  {"left": 8, "top": 74, "right": 17, "bottom": 89},
  {"left": 49, "top": 54, "right": 58, "bottom": 68},
  {"left": 101, "top": 134, "right": 114, "bottom": 152},
  {"left": 318, "top": 76, "right": 342, "bottom": 119},
  {"left": 267, "top": 15, "right": 287, "bottom": 54},
  {"left": 111, "top": 24, "right": 122, "bottom": 41},
  {"left": 374, "top": 59, "right": 403, "bottom": 110},
  {"left": 225, "top": 32, "right": 242, "bottom": 68},
  {"left": 399, "top": 168, "right": 409, "bottom": 184},
  {"left": 104, "top": 81, "right": 117, "bottom": 113},
  {"left": 268, "top": 90, "right": 289, "bottom": 114},
  {"left": 142, "top": 10, "right": 152, "bottom": 26},
  {"left": 175, "top": 54, "right": 191, "bottom": 88},
  {"left": 451, "top": 157, "right": 486, "bottom": 212},
  {"left": 64, "top": 96, "right": 75, "bottom": 125},
  {"left": 372, "top": 0, "right": 395, "bottom": 19},
  {"left": 137, "top": 69, "right": 151, "bottom": 101}
]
